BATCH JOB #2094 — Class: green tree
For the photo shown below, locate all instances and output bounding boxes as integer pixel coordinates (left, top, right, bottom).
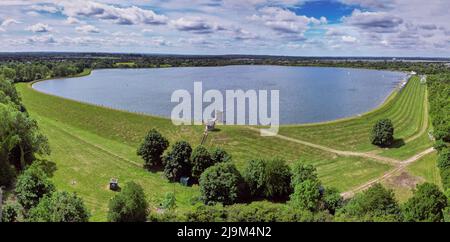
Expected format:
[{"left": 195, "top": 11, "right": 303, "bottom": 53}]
[
  {"left": 370, "top": 119, "right": 395, "bottom": 147},
  {"left": 137, "top": 129, "right": 169, "bottom": 169},
  {"left": 210, "top": 147, "right": 231, "bottom": 164},
  {"left": 437, "top": 148, "right": 450, "bottom": 170},
  {"left": 27, "top": 191, "right": 90, "bottom": 222},
  {"left": 322, "top": 187, "right": 343, "bottom": 215},
  {"left": 336, "top": 184, "right": 401, "bottom": 222},
  {"left": 290, "top": 179, "right": 321, "bottom": 211},
  {"left": 1, "top": 202, "right": 20, "bottom": 222},
  {"left": 403, "top": 183, "right": 447, "bottom": 222},
  {"left": 242, "top": 159, "right": 266, "bottom": 198},
  {"left": 191, "top": 146, "right": 213, "bottom": 180},
  {"left": 163, "top": 141, "right": 192, "bottom": 182},
  {"left": 15, "top": 166, "right": 55, "bottom": 210},
  {"left": 263, "top": 158, "right": 292, "bottom": 200},
  {"left": 199, "top": 162, "right": 244, "bottom": 205},
  {"left": 108, "top": 181, "right": 148, "bottom": 222},
  {"left": 291, "top": 159, "right": 319, "bottom": 186}
]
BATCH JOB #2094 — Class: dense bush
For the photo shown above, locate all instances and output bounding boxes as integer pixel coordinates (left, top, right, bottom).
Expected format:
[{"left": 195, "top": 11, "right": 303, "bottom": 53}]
[
  {"left": 210, "top": 147, "right": 231, "bottom": 163},
  {"left": 191, "top": 146, "right": 214, "bottom": 180},
  {"left": 137, "top": 129, "right": 169, "bottom": 169},
  {"left": 108, "top": 181, "right": 149, "bottom": 222},
  {"left": 403, "top": 183, "right": 447, "bottom": 222},
  {"left": 291, "top": 160, "right": 319, "bottom": 186},
  {"left": 199, "top": 162, "right": 244, "bottom": 205},
  {"left": 290, "top": 179, "right": 322, "bottom": 211},
  {"left": 242, "top": 159, "right": 266, "bottom": 198},
  {"left": 437, "top": 149, "right": 450, "bottom": 189},
  {"left": 15, "top": 166, "right": 55, "bottom": 210},
  {"left": 335, "top": 184, "right": 402, "bottom": 222},
  {"left": 185, "top": 202, "right": 332, "bottom": 222},
  {"left": 1, "top": 202, "right": 20, "bottom": 222},
  {"left": 427, "top": 75, "right": 450, "bottom": 142},
  {"left": 263, "top": 159, "right": 292, "bottom": 200},
  {"left": 27, "top": 191, "right": 90, "bottom": 222},
  {"left": 322, "top": 187, "right": 344, "bottom": 215},
  {"left": 243, "top": 158, "right": 292, "bottom": 200},
  {"left": 370, "top": 119, "right": 395, "bottom": 147},
  {"left": 163, "top": 141, "right": 192, "bottom": 182}
]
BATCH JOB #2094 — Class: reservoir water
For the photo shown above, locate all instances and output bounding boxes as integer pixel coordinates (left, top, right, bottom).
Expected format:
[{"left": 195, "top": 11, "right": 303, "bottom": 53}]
[{"left": 32, "top": 65, "right": 406, "bottom": 124}]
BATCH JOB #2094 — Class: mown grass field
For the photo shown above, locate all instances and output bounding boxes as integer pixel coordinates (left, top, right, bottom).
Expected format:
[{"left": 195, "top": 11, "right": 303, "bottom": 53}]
[
  {"left": 279, "top": 76, "right": 432, "bottom": 158},
  {"left": 17, "top": 80, "right": 395, "bottom": 221},
  {"left": 14, "top": 72, "right": 434, "bottom": 221}
]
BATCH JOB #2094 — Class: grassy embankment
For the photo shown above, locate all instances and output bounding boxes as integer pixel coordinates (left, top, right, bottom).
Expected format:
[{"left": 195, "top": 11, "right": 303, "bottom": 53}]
[
  {"left": 15, "top": 73, "right": 432, "bottom": 221},
  {"left": 279, "top": 76, "right": 432, "bottom": 160}
]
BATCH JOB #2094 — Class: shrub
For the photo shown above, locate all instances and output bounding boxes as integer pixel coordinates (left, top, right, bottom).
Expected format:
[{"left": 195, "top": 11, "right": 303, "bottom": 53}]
[
  {"left": 290, "top": 179, "right": 321, "bottom": 211},
  {"left": 291, "top": 159, "right": 319, "bottom": 186},
  {"left": 199, "top": 163, "right": 244, "bottom": 205},
  {"left": 1, "top": 202, "right": 20, "bottom": 222},
  {"left": 242, "top": 159, "right": 266, "bottom": 198},
  {"left": 336, "top": 184, "right": 401, "bottom": 222},
  {"left": 370, "top": 119, "right": 394, "bottom": 147},
  {"left": 434, "top": 140, "right": 448, "bottom": 152},
  {"left": 27, "top": 191, "right": 90, "bottom": 222},
  {"left": 161, "top": 192, "right": 177, "bottom": 210},
  {"left": 137, "top": 129, "right": 169, "bottom": 169},
  {"left": 163, "top": 141, "right": 192, "bottom": 182},
  {"left": 108, "top": 181, "right": 149, "bottom": 222},
  {"left": 437, "top": 148, "right": 450, "bottom": 170},
  {"left": 0, "top": 156, "right": 15, "bottom": 187},
  {"left": 403, "top": 183, "right": 448, "bottom": 222},
  {"left": 322, "top": 187, "right": 343, "bottom": 215},
  {"left": 15, "top": 166, "right": 55, "bottom": 210},
  {"left": 263, "top": 158, "right": 292, "bottom": 200},
  {"left": 191, "top": 146, "right": 213, "bottom": 180},
  {"left": 210, "top": 147, "right": 231, "bottom": 163}
]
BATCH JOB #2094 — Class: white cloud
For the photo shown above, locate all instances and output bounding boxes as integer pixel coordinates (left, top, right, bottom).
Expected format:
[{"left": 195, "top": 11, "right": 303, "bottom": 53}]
[
  {"left": 342, "top": 35, "right": 358, "bottom": 43},
  {"left": 76, "top": 24, "right": 100, "bottom": 33},
  {"left": 30, "top": 4, "right": 60, "bottom": 13},
  {"left": 60, "top": 1, "right": 168, "bottom": 25},
  {"left": 250, "top": 7, "right": 325, "bottom": 35},
  {"left": 343, "top": 9, "right": 403, "bottom": 33},
  {"left": 171, "top": 17, "right": 226, "bottom": 34},
  {"left": 1, "top": 18, "right": 21, "bottom": 27},
  {"left": 26, "top": 23, "right": 52, "bottom": 33},
  {"left": 65, "top": 17, "right": 84, "bottom": 25},
  {"left": 27, "top": 34, "right": 56, "bottom": 44}
]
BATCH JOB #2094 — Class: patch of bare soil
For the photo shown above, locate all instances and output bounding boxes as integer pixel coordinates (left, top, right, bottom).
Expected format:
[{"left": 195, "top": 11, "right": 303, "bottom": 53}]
[{"left": 385, "top": 171, "right": 424, "bottom": 189}]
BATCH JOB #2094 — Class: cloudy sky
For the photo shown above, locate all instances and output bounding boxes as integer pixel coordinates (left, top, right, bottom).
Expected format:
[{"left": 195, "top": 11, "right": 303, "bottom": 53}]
[{"left": 0, "top": 0, "right": 449, "bottom": 57}]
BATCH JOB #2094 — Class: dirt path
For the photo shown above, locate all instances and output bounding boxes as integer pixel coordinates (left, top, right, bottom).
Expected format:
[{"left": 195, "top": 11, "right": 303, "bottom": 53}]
[
  {"left": 246, "top": 125, "right": 435, "bottom": 199},
  {"left": 341, "top": 147, "right": 435, "bottom": 199},
  {"left": 247, "top": 126, "right": 401, "bottom": 165}
]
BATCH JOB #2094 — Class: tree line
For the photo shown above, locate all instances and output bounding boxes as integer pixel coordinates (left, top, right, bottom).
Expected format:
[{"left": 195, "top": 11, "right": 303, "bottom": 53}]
[{"left": 102, "top": 128, "right": 449, "bottom": 222}]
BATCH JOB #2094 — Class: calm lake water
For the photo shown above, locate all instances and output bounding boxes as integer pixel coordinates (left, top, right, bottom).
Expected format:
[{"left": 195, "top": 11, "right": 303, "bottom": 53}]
[{"left": 33, "top": 66, "right": 406, "bottom": 124}]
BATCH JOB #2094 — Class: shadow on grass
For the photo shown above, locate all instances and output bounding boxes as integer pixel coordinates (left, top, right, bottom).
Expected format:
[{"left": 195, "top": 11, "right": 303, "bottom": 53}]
[{"left": 389, "top": 138, "right": 405, "bottom": 149}]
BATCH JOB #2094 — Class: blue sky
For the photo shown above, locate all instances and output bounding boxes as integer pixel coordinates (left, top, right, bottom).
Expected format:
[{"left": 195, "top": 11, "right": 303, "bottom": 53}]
[{"left": 0, "top": 0, "right": 449, "bottom": 57}]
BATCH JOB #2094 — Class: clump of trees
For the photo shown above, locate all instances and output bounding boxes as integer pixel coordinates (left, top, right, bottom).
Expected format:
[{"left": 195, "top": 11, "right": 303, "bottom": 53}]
[
  {"left": 163, "top": 141, "right": 193, "bottom": 182},
  {"left": 107, "top": 181, "right": 148, "bottom": 222},
  {"left": 27, "top": 191, "right": 90, "bottom": 222},
  {"left": 335, "top": 184, "right": 402, "bottom": 221},
  {"left": 402, "top": 183, "right": 447, "bottom": 222},
  {"left": 370, "top": 119, "right": 395, "bottom": 147}
]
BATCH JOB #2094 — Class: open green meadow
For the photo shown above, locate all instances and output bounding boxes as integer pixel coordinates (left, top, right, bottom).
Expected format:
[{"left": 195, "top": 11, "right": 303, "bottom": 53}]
[
  {"left": 15, "top": 73, "right": 434, "bottom": 221},
  {"left": 279, "top": 76, "right": 432, "bottom": 158}
]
